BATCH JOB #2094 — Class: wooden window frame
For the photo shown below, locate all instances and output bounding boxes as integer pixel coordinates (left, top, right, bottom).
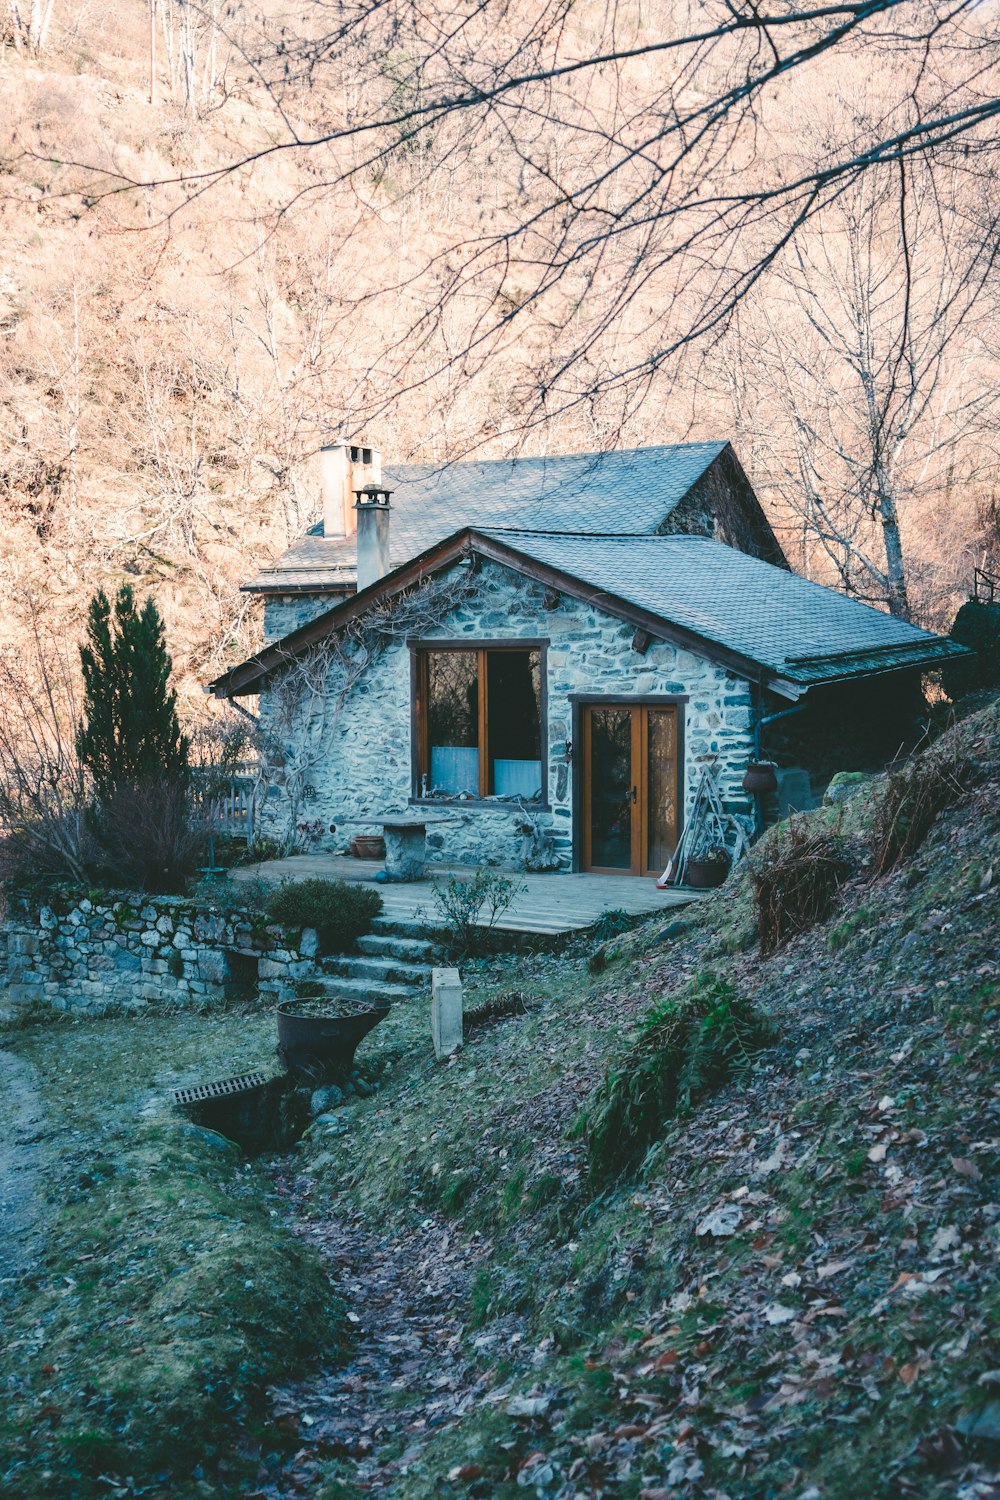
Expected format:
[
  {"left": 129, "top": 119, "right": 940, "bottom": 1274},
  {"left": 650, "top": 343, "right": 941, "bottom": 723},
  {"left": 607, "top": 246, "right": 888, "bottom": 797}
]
[
  {"left": 570, "top": 694, "right": 687, "bottom": 874},
  {"left": 409, "top": 639, "right": 549, "bottom": 808}
]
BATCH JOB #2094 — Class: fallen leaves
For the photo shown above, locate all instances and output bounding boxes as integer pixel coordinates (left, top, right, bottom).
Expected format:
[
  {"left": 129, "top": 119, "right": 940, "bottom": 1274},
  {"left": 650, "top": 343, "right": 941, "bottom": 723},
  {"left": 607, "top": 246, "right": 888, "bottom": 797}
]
[{"left": 696, "top": 1203, "right": 743, "bottom": 1237}]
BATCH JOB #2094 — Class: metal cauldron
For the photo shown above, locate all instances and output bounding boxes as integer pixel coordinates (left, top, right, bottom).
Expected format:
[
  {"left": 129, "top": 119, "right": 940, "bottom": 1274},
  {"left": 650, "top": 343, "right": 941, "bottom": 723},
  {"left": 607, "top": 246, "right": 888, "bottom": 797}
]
[{"left": 276, "top": 997, "right": 390, "bottom": 1082}]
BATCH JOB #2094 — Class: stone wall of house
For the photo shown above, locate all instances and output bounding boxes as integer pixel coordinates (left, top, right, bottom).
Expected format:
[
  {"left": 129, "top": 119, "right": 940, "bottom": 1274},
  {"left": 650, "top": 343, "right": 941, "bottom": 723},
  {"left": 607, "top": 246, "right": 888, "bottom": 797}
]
[
  {"left": 0, "top": 894, "right": 319, "bottom": 1017},
  {"left": 263, "top": 594, "right": 345, "bottom": 643},
  {"left": 257, "top": 558, "right": 755, "bottom": 871}
]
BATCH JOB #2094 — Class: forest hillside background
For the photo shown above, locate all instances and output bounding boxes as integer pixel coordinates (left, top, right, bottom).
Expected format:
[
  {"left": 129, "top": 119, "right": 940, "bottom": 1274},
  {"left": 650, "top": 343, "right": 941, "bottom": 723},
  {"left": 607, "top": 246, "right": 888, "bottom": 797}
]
[{"left": 1, "top": 0, "right": 998, "bottom": 715}]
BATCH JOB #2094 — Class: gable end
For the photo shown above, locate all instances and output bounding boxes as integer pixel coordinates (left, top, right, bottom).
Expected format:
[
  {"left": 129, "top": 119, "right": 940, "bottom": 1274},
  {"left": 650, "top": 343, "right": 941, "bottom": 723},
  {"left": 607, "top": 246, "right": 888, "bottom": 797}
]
[{"left": 657, "top": 444, "right": 788, "bottom": 568}]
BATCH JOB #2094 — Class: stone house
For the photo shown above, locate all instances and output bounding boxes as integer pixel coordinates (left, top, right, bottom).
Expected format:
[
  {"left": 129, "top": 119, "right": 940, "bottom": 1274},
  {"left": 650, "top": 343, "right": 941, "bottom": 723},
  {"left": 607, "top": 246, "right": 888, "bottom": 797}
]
[{"left": 208, "top": 442, "right": 963, "bottom": 876}]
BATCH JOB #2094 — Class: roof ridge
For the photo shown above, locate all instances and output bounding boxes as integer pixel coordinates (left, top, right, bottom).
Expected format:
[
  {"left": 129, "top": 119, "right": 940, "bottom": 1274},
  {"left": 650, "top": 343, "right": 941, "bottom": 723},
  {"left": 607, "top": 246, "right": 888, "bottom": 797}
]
[
  {"left": 479, "top": 527, "right": 711, "bottom": 539},
  {"left": 384, "top": 440, "right": 728, "bottom": 475}
]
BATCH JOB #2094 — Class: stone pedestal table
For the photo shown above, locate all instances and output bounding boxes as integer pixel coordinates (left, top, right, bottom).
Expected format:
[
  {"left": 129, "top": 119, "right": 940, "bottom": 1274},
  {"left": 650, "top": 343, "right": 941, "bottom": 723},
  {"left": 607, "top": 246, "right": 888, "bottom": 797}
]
[{"left": 346, "top": 815, "right": 453, "bottom": 881}]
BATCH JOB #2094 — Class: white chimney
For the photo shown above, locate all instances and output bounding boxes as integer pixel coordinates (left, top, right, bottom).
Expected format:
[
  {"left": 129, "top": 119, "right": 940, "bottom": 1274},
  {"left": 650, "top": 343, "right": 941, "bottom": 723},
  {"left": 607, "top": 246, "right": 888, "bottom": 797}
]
[
  {"left": 354, "top": 485, "right": 392, "bottom": 590},
  {"left": 320, "top": 441, "right": 382, "bottom": 537},
  {"left": 320, "top": 442, "right": 351, "bottom": 537}
]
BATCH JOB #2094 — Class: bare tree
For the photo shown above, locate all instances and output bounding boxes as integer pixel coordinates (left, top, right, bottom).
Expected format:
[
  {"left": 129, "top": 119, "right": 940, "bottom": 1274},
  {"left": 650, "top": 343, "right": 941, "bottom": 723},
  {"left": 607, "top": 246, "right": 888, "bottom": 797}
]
[
  {"left": 0, "top": 617, "right": 89, "bottom": 883},
  {"left": 29, "top": 0, "right": 997, "bottom": 444},
  {"left": 3, "top": 0, "right": 56, "bottom": 55},
  {"left": 715, "top": 159, "right": 1000, "bottom": 620}
]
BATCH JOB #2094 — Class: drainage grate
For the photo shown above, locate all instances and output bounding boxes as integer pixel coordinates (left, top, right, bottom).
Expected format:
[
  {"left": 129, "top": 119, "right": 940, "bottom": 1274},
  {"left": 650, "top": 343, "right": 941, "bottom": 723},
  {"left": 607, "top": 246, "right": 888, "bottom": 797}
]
[{"left": 174, "top": 1072, "right": 268, "bottom": 1107}]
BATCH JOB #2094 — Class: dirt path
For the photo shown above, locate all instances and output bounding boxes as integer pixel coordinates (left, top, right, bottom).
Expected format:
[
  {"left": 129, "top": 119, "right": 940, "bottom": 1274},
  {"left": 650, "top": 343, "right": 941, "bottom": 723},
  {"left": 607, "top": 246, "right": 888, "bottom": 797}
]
[
  {"left": 0, "top": 1049, "right": 46, "bottom": 1288},
  {"left": 256, "top": 1165, "right": 506, "bottom": 1496}
]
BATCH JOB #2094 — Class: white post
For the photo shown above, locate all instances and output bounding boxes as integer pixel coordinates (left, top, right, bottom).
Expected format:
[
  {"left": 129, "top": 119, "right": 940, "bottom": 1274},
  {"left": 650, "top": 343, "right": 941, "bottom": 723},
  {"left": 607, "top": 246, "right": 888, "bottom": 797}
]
[{"left": 431, "top": 967, "right": 463, "bottom": 1060}]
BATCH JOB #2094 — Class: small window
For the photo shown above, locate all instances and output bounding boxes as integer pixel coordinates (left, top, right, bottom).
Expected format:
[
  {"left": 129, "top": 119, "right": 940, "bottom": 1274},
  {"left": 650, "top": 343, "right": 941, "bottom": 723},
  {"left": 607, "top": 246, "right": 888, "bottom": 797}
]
[{"left": 416, "top": 647, "right": 543, "bottom": 800}]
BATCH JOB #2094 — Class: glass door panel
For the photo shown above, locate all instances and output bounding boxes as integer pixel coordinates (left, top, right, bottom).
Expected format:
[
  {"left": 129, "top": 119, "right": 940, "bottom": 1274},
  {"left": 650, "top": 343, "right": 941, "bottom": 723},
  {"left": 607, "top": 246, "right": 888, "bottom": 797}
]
[
  {"left": 588, "top": 707, "right": 634, "bottom": 869},
  {"left": 646, "top": 709, "right": 679, "bottom": 874}
]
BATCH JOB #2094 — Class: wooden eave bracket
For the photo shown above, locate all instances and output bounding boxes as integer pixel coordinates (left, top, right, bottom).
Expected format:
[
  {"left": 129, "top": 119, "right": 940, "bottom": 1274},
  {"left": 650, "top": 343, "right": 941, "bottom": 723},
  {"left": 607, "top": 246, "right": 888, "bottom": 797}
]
[{"left": 631, "top": 628, "right": 654, "bottom": 655}]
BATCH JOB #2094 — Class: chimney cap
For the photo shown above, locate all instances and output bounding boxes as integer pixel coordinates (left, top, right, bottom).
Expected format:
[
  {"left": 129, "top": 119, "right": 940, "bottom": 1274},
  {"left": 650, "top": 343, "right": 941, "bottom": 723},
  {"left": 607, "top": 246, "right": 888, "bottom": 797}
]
[{"left": 353, "top": 485, "right": 393, "bottom": 507}]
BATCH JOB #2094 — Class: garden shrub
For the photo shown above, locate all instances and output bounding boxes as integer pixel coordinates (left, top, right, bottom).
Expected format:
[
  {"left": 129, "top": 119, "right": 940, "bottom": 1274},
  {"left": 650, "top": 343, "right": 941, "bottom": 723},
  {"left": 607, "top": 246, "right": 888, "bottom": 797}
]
[
  {"left": 586, "top": 972, "right": 772, "bottom": 1187},
  {"left": 591, "top": 907, "right": 635, "bottom": 943},
  {"left": 431, "top": 869, "right": 526, "bottom": 955},
  {"left": 89, "top": 779, "right": 203, "bottom": 895},
  {"left": 751, "top": 817, "right": 852, "bottom": 955},
  {"left": 265, "top": 877, "right": 382, "bottom": 952}
]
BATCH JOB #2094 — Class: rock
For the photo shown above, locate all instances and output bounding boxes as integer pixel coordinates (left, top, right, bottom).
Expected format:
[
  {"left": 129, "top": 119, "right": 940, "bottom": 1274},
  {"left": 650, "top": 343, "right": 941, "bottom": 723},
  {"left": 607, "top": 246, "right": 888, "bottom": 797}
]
[
  {"left": 957, "top": 1400, "right": 1000, "bottom": 1444},
  {"left": 823, "top": 770, "right": 872, "bottom": 806},
  {"left": 176, "top": 1121, "right": 239, "bottom": 1157},
  {"left": 311, "top": 1083, "right": 345, "bottom": 1114},
  {"left": 352, "top": 1078, "right": 373, "bottom": 1098},
  {"left": 657, "top": 920, "right": 690, "bottom": 944},
  {"left": 299, "top": 926, "right": 320, "bottom": 959}
]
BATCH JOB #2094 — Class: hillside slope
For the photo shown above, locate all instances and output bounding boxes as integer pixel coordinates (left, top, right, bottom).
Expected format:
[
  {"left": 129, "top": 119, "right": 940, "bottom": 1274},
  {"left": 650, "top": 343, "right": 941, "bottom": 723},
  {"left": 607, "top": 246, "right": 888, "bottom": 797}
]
[{"left": 271, "top": 699, "right": 1000, "bottom": 1499}]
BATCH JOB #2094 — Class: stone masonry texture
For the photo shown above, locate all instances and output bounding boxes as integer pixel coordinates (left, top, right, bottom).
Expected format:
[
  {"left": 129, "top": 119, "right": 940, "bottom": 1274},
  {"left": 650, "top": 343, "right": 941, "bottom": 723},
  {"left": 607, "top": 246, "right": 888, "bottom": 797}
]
[{"left": 256, "top": 558, "right": 755, "bottom": 870}]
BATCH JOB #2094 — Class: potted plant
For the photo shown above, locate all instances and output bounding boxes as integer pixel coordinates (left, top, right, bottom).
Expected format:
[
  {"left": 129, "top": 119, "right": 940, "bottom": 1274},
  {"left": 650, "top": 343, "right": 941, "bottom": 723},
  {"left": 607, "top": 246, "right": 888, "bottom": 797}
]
[{"left": 686, "top": 842, "right": 731, "bottom": 889}]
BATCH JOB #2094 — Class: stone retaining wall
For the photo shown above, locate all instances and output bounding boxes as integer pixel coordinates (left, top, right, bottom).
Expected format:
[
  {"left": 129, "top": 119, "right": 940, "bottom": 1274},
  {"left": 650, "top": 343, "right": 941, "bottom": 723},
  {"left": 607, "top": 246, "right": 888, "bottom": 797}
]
[{"left": 0, "top": 893, "right": 320, "bottom": 1017}]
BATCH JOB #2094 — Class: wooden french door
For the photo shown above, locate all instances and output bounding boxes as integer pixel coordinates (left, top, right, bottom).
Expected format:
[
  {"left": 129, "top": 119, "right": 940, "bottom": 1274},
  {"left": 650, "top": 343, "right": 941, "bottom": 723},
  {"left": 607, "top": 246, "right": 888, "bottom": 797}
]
[{"left": 581, "top": 703, "right": 681, "bottom": 876}]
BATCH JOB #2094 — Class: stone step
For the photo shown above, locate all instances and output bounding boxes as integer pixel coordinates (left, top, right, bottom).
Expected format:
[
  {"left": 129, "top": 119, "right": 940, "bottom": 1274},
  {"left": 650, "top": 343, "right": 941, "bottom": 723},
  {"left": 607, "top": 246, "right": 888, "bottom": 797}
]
[
  {"left": 309, "top": 976, "right": 418, "bottom": 1006},
  {"left": 356, "top": 933, "right": 438, "bottom": 963},
  {"left": 321, "top": 954, "right": 431, "bottom": 989},
  {"left": 369, "top": 914, "right": 440, "bottom": 940}
]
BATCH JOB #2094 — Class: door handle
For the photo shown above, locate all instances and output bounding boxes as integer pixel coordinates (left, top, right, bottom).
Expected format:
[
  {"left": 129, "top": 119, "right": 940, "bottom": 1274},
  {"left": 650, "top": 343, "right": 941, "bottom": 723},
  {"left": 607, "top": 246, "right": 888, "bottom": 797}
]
[{"left": 630, "top": 785, "right": 638, "bottom": 804}]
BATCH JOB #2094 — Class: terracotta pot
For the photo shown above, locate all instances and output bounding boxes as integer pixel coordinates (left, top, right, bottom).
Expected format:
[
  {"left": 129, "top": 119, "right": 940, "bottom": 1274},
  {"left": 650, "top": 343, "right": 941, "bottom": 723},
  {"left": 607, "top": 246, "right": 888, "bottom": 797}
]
[
  {"left": 350, "top": 834, "right": 386, "bottom": 860},
  {"left": 742, "top": 760, "right": 778, "bottom": 795},
  {"left": 686, "top": 856, "right": 730, "bottom": 889}
]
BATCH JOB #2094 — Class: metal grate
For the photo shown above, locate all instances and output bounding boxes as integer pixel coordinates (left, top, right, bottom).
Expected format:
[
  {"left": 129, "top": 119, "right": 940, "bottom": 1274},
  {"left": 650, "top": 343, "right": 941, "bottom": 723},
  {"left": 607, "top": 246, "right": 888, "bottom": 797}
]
[{"left": 174, "top": 1072, "right": 268, "bottom": 1107}]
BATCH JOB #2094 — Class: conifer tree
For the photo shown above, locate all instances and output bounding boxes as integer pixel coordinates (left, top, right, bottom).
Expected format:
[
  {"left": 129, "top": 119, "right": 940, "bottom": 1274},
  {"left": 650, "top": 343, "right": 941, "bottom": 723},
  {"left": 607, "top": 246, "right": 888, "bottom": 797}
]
[{"left": 77, "top": 585, "right": 189, "bottom": 803}]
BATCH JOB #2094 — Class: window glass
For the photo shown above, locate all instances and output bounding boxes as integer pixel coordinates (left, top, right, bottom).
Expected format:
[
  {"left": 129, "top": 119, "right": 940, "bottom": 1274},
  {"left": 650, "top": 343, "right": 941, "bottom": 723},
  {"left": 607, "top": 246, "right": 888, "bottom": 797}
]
[
  {"left": 487, "top": 651, "right": 542, "bottom": 798},
  {"left": 419, "top": 647, "right": 544, "bottom": 800},
  {"left": 427, "top": 651, "right": 479, "bottom": 794}
]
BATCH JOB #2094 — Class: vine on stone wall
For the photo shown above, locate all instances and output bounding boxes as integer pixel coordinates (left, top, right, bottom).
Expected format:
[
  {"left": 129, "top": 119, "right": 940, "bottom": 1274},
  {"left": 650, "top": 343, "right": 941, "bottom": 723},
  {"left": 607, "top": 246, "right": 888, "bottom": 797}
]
[{"left": 254, "top": 567, "right": 484, "bottom": 851}]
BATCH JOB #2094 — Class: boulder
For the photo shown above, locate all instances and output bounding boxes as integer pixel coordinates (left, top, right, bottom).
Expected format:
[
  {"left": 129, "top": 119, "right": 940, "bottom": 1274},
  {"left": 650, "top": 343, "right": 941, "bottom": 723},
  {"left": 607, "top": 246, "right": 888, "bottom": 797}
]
[{"left": 823, "top": 770, "right": 872, "bottom": 806}]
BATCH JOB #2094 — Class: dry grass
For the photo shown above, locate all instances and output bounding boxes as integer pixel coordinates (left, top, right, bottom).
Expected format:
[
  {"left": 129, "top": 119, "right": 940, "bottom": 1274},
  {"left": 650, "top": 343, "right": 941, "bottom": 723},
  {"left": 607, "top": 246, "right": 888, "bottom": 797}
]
[
  {"left": 871, "top": 742, "right": 975, "bottom": 878},
  {"left": 751, "top": 817, "right": 853, "bottom": 956}
]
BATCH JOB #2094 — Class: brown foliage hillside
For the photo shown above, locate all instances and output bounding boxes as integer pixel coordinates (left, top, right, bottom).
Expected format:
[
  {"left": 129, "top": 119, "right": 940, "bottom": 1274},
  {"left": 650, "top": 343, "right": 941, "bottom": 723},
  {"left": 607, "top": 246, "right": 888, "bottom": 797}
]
[{"left": 0, "top": 2, "right": 998, "bottom": 711}]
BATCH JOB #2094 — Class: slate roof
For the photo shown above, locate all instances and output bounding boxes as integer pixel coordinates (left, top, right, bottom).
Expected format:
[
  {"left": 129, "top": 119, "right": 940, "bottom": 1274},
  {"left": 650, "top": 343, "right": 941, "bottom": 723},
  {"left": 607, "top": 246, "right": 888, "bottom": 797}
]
[
  {"left": 210, "top": 525, "right": 965, "bottom": 699},
  {"left": 243, "top": 442, "right": 729, "bottom": 593},
  {"left": 477, "top": 531, "right": 964, "bottom": 687}
]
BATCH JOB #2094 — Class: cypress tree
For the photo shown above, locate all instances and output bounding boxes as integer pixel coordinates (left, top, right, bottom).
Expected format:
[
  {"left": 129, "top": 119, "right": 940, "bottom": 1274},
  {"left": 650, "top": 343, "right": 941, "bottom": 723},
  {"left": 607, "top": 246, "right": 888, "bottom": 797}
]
[{"left": 77, "top": 585, "right": 189, "bottom": 803}]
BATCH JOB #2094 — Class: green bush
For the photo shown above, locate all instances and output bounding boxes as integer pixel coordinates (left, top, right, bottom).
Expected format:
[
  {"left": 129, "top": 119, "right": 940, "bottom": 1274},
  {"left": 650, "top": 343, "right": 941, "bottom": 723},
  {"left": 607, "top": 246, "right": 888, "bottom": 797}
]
[
  {"left": 586, "top": 972, "right": 772, "bottom": 1188},
  {"left": 265, "top": 877, "right": 382, "bottom": 952},
  {"left": 591, "top": 907, "right": 634, "bottom": 943}
]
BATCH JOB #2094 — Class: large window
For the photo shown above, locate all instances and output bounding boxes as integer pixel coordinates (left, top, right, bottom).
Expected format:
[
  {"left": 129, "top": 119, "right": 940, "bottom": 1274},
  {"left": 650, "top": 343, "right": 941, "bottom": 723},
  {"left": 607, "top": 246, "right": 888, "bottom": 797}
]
[{"left": 414, "top": 646, "right": 544, "bottom": 801}]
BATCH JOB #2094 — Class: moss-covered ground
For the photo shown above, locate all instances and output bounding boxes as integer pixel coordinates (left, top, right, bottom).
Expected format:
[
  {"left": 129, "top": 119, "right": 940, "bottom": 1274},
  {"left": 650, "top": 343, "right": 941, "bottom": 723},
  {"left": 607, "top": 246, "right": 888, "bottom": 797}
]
[
  {"left": 267, "top": 699, "right": 1000, "bottom": 1497},
  {"left": 0, "top": 1008, "right": 341, "bottom": 1498},
  {"left": 3, "top": 699, "right": 999, "bottom": 1498}
]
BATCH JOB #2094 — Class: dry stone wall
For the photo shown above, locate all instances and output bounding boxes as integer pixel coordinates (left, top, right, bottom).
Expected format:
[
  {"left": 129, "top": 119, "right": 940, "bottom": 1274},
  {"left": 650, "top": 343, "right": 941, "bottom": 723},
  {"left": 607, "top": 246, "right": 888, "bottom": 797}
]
[
  {"left": 257, "top": 558, "right": 755, "bottom": 870},
  {"left": 0, "top": 893, "right": 320, "bottom": 1018}
]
